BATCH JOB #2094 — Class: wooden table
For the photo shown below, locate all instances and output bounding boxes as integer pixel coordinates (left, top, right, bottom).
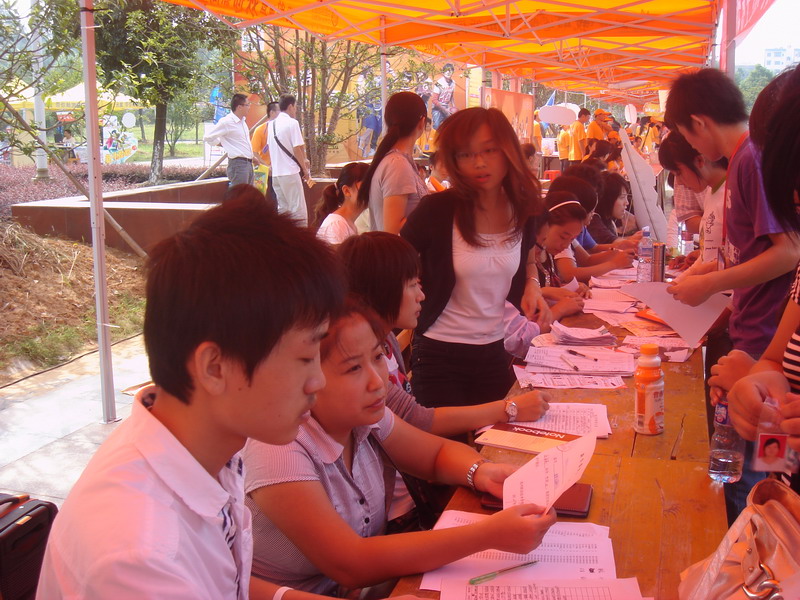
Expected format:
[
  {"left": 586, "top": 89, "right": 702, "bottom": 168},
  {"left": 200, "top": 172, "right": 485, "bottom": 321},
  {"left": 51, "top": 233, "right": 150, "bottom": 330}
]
[{"left": 393, "top": 314, "right": 728, "bottom": 600}]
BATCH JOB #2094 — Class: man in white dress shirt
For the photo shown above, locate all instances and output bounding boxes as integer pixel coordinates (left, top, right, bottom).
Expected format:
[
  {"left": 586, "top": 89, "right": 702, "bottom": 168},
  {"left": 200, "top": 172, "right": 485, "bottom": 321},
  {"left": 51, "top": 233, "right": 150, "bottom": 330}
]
[
  {"left": 204, "top": 93, "right": 263, "bottom": 187},
  {"left": 36, "top": 189, "right": 345, "bottom": 599},
  {"left": 267, "top": 94, "right": 311, "bottom": 226}
]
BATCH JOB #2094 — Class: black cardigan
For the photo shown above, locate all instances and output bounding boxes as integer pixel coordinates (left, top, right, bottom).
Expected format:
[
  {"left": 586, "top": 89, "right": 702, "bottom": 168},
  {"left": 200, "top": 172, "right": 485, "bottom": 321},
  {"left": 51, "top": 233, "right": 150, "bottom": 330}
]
[{"left": 399, "top": 189, "right": 539, "bottom": 335}]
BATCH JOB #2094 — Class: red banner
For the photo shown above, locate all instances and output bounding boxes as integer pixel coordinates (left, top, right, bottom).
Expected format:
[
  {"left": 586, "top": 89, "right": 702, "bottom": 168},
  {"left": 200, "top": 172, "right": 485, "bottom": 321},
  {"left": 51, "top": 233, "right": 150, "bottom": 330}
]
[{"left": 735, "top": 0, "right": 775, "bottom": 42}]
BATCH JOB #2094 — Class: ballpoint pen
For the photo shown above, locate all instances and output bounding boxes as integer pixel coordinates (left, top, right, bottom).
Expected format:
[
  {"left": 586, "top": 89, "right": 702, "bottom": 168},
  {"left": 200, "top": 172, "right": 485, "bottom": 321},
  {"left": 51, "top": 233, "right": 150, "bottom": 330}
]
[
  {"left": 567, "top": 349, "right": 599, "bottom": 361},
  {"left": 560, "top": 354, "right": 579, "bottom": 371},
  {"left": 468, "top": 560, "right": 540, "bottom": 585}
]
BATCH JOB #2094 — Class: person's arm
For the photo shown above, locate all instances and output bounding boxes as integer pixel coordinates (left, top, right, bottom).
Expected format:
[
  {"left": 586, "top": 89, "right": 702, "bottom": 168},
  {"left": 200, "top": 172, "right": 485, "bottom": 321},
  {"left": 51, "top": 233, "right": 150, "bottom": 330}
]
[
  {"left": 250, "top": 418, "right": 555, "bottom": 589},
  {"left": 293, "top": 143, "right": 310, "bottom": 178},
  {"left": 521, "top": 247, "right": 553, "bottom": 329},
  {"left": 555, "top": 247, "right": 632, "bottom": 283},
  {"left": 682, "top": 216, "right": 702, "bottom": 235},
  {"left": 203, "top": 119, "right": 230, "bottom": 146},
  {"left": 667, "top": 232, "right": 800, "bottom": 306},
  {"left": 383, "top": 195, "right": 410, "bottom": 234},
  {"left": 430, "top": 389, "right": 551, "bottom": 436}
]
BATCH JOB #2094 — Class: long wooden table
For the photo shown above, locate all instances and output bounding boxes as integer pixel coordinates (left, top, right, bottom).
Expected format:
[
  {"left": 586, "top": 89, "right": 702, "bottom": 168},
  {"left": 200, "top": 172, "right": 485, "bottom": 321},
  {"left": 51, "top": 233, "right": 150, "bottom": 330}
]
[{"left": 393, "top": 314, "right": 728, "bottom": 600}]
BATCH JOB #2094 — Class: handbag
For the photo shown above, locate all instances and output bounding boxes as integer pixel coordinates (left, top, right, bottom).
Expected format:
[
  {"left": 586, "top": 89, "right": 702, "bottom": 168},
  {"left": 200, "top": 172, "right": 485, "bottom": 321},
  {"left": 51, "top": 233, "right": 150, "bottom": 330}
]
[{"left": 678, "top": 478, "right": 800, "bottom": 600}]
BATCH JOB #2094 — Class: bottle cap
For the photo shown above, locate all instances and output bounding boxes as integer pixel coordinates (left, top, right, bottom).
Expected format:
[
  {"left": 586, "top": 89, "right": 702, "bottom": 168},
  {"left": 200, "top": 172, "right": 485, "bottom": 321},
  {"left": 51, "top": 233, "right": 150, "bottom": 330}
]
[{"left": 640, "top": 343, "right": 659, "bottom": 355}]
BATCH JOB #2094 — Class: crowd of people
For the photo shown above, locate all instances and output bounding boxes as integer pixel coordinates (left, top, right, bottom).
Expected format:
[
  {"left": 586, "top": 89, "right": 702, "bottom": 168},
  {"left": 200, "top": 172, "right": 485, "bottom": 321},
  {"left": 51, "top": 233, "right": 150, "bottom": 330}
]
[{"left": 35, "top": 64, "right": 800, "bottom": 599}]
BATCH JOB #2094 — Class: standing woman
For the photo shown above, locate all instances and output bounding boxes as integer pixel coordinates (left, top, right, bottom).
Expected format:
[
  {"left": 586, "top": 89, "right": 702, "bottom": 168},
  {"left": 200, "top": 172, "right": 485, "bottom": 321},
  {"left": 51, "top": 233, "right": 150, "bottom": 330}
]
[
  {"left": 400, "top": 107, "right": 549, "bottom": 408},
  {"left": 315, "top": 162, "right": 370, "bottom": 244},
  {"left": 359, "top": 92, "right": 430, "bottom": 234}
]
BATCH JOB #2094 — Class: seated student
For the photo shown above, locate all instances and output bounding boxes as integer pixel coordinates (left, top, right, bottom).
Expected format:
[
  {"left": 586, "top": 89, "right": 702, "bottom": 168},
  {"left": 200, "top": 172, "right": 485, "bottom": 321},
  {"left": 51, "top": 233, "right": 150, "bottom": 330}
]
[
  {"left": 521, "top": 142, "right": 541, "bottom": 178},
  {"left": 36, "top": 187, "right": 347, "bottom": 599},
  {"left": 244, "top": 298, "right": 557, "bottom": 595},
  {"left": 426, "top": 151, "right": 451, "bottom": 192},
  {"left": 547, "top": 175, "right": 633, "bottom": 283},
  {"left": 315, "top": 162, "right": 370, "bottom": 244},
  {"left": 582, "top": 139, "right": 613, "bottom": 165},
  {"left": 339, "top": 231, "right": 551, "bottom": 432},
  {"left": 534, "top": 192, "right": 591, "bottom": 320},
  {"left": 587, "top": 172, "right": 635, "bottom": 245}
]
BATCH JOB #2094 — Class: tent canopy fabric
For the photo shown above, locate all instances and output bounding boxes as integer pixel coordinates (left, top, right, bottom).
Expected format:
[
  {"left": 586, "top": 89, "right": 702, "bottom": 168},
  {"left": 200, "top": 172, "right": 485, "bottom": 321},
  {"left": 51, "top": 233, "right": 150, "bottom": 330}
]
[
  {"left": 163, "top": 0, "right": 719, "bottom": 103},
  {"left": 7, "top": 83, "right": 145, "bottom": 110}
]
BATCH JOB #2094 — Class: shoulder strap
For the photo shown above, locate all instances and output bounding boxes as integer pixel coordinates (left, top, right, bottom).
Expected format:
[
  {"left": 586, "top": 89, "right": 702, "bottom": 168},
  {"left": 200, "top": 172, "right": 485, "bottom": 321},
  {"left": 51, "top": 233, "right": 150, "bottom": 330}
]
[{"left": 272, "top": 120, "right": 305, "bottom": 179}]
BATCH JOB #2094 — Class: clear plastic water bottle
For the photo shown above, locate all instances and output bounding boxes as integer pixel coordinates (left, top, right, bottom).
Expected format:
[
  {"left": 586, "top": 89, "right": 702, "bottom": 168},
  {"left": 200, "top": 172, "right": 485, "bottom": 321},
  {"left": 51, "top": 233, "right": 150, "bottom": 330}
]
[
  {"left": 636, "top": 226, "right": 653, "bottom": 283},
  {"left": 708, "top": 396, "right": 745, "bottom": 483}
]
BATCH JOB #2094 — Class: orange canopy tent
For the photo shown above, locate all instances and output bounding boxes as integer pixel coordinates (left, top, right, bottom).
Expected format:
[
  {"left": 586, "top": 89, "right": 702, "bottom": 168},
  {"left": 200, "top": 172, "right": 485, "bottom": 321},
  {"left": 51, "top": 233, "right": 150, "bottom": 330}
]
[{"left": 163, "top": 0, "right": 720, "bottom": 103}]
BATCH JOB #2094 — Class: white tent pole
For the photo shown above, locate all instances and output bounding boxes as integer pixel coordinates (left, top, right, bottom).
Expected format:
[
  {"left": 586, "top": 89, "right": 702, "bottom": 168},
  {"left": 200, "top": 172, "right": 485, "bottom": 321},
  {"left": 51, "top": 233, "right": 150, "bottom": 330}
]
[
  {"left": 380, "top": 16, "right": 388, "bottom": 136},
  {"left": 80, "top": 0, "right": 117, "bottom": 423},
  {"left": 724, "top": 0, "right": 737, "bottom": 77}
]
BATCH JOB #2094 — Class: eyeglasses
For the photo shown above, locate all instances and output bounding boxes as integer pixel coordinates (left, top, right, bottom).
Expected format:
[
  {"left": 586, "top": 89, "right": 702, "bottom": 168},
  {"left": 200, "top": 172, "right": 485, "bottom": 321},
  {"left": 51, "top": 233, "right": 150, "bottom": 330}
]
[{"left": 455, "top": 147, "right": 502, "bottom": 164}]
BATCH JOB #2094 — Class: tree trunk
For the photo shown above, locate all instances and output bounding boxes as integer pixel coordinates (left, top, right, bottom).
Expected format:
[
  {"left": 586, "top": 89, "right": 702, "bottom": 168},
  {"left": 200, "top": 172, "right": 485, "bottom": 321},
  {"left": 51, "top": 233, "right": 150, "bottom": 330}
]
[
  {"left": 138, "top": 108, "right": 147, "bottom": 142},
  {"left": 149, "top": 102, "right": 167, "bottom": 185}
]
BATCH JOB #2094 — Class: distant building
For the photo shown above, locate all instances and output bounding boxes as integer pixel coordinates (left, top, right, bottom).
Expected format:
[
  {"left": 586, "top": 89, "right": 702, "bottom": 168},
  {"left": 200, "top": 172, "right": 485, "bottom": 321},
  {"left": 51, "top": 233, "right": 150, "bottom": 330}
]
[{"left": 764, "top": 46, "right": 800, "bottom": 72}]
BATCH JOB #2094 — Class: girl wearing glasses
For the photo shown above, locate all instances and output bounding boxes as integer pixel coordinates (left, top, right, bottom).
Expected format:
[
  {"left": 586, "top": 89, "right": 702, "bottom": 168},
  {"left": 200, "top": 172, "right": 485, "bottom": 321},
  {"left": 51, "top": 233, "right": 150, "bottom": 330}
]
[{"left": 400, "top": 107, "right": 550, "bottom": 408}]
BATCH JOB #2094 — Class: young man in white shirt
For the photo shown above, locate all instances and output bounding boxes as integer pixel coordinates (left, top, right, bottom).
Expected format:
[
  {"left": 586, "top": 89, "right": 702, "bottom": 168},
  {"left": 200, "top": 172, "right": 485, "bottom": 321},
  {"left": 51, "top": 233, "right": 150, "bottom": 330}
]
[
  {"left": 268, "top": 94, "right": 311, "bottom": 226},
  {"left": 204, "top": 93, "right": 264, "bottom": 187},
  {"left": 37, "top": 189, "right": 346, "bottom": 599}
]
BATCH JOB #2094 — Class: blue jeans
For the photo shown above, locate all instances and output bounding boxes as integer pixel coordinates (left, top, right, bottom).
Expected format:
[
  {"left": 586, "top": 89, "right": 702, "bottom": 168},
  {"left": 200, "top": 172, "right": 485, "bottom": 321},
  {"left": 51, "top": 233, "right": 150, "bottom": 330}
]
[{"left": 410, "top": 335, "right": 514, "bottom": 409}]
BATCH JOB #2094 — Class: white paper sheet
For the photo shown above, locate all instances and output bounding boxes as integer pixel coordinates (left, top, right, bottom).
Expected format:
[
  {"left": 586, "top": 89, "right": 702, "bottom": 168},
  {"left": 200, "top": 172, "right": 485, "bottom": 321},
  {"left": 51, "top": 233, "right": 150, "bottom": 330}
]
[
  {"left": 588, "top": 289, "right": 636, "bottom": 302},
  {"left": 503, "top": 434, "right": 596, "bottom": 511},
  {"left": 488, "top": 400, "right": 612, "bottom": 438},
  {"left": 440, "top": 577, "right": 644, "bottom": 600},
  {"left": 584, "top": 311, "right": 633, "bottom": 328},
  {"left": 514, "top": 366, "right": 625, "bottom": 390},
  {"left": 582, "top": 299, "right": 637, "bottom": 313},
  {"left": 421, "top": 514, "right": 617, "bottom": 591},
  {"left": 620, "top": 282, "right": 730, "bottom": 347},
  {"left": 550, "top": 321, "right": 617, "bottom": 346},
  {"left": 621, "top": 336, "right": 694, "bottom": 350},
  {"left": 619, "top": 317, "right": 677, "bottom": 337},
  {"left": 525, "top": 347, "right": 635, "bottom": 376},
  {"left": 563, "top": 277, "right": 580, "bottom": 292}
]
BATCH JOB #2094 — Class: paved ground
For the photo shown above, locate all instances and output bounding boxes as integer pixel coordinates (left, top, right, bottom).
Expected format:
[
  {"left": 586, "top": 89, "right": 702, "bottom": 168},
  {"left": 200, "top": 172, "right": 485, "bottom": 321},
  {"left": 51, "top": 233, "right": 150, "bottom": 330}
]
[{"left": 0, "top": 336, "right": 150, "bottom": 506}]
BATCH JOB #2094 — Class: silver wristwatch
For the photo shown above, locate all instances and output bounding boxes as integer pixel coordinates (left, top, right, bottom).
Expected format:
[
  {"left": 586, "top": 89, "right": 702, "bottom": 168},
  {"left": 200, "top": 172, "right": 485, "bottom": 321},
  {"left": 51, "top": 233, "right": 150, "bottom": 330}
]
[{"left": 504, "top": 399, "right": 518, "bottom": 423}]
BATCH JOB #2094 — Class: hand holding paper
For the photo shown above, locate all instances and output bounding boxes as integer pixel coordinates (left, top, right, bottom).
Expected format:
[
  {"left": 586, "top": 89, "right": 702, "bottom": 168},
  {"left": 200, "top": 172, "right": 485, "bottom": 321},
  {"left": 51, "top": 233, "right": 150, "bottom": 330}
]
[{"left": 503, "top": 434, "right": 596, "bottom": 512}]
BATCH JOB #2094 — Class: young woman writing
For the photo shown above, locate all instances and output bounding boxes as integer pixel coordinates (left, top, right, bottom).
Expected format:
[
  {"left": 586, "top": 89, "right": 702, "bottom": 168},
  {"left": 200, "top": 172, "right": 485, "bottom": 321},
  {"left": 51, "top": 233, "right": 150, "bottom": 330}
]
[{"left": 244, "top": 299, "right": 556, "bottom": 595}]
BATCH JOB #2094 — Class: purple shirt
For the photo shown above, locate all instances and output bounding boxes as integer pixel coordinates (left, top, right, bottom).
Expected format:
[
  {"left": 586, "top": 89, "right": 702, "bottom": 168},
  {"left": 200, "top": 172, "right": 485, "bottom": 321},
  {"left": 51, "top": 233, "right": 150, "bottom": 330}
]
[{"left": 724, "top": 138, "right": 792, "bottom": 357}]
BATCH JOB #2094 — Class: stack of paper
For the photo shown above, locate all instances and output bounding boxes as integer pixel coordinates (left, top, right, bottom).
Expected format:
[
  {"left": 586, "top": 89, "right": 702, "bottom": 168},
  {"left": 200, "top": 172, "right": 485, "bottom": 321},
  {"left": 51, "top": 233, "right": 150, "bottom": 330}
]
[
  {"left": 421, "top": 514, "right": 616, "bottom": 591},
  {"left": 525, "top": 346, "right": 635, "bottom": 376},
  {"left": 550, "top": 321, "right": 617, "bottom": 346},
  {"left": 513, "top": 366, "right": 626, "bottom": 390},
  {"left": 439, "top": 576, "right": 647, "bottom": 600}
]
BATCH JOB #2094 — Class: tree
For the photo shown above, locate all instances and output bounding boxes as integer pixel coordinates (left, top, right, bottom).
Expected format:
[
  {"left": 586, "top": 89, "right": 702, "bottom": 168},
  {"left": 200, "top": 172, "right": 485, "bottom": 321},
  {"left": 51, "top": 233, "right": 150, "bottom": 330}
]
[
  {"left": 165, "top": 90, "right": 203, "bottom": 157},
  {"left": 94, "top": 0, "right": 236, "bottom": 184},
  {"left": 235, "top": 26, "right": 425, "bottom": 174},
  {"left": 0, "top": 0, "right": 80, "bottom": 156},
  {"left": 736, "top": 64, "right": 774, "bottom": 110}
]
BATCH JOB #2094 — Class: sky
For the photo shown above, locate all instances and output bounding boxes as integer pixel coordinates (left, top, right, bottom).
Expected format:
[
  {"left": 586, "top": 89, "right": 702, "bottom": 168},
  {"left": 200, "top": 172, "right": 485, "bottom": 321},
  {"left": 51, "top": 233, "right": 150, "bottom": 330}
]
[{"left": 735, "top": 0, "right": 800, "bottom": 65}]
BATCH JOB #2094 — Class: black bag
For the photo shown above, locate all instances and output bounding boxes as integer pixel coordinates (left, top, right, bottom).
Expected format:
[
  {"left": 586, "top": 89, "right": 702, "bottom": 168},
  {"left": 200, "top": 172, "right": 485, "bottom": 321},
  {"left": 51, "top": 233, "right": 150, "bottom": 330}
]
[{"left": 0, "top": 493, "right": 58, "bottom": 600}]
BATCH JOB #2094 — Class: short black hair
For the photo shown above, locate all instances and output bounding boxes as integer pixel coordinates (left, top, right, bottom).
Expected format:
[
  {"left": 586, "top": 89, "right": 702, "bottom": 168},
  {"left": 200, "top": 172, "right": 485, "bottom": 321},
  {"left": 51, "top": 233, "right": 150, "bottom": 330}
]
[
  {"left": 267, "top": 101, "right": 279, "bottom": 116},
  {"left": 145, "top": 185, "right": 346, "bottom": 403},
  {"left": 548, "top": 175, "right": 598, "bottom": 213},
  {"left": 659, "top": 131, "right": 701, "bottom": 176},
  {"left": 521, "top": 143, "right": 536, "bottom": 159},
  {"left": 232, "top": 93, "right": 249, "bottom": 111},
  {"left": 338, "top": 232, "right": 420, "bottom": 327},
  {"left": 562, "top": 164, "right": 604, "bottom": 205},
  {"left": 545, "top": 191, "right": 588, "bottom": 226},
  {"left": 664, "top": 68, "right": 747, "bottom": 132},
  {"left": 279, "top": 94, "right": 296, "bottom": 112},
  {"left": 763, "top": 86, "right": 800, "bottom": 231},
  {"left": 578, "top": 108, "right": 591, "bottom": 118}
]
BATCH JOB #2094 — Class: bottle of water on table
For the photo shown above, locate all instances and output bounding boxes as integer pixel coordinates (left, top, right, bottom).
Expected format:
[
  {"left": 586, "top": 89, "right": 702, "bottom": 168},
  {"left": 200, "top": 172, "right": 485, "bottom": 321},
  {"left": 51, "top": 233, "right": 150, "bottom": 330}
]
[
  {"left": 636, "top": 226, "right": 653, "bottom": 283},
  {"left": 708, "top": 396, "right": 745, "bottom": 483}
]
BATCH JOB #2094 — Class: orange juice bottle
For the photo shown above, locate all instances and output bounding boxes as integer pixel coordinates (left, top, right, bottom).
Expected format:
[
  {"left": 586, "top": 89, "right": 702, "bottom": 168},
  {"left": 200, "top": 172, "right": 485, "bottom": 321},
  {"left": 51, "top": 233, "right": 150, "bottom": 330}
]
[{"left": 634, "top": 344, "right": 664, "bottom": 435}]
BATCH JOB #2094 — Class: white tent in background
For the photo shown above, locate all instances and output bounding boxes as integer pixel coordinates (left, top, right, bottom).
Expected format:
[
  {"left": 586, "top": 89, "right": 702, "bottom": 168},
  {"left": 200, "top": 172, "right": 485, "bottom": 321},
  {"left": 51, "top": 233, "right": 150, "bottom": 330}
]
[{"left": 46, "top": 84, "right": 145, "bottom": 110}]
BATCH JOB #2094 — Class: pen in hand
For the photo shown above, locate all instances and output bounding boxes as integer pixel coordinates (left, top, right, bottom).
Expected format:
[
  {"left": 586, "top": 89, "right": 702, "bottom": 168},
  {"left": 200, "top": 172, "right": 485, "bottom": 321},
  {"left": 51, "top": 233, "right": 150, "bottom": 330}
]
[{"left": 469, "top": 560, "right": 540, "bottom": 585}]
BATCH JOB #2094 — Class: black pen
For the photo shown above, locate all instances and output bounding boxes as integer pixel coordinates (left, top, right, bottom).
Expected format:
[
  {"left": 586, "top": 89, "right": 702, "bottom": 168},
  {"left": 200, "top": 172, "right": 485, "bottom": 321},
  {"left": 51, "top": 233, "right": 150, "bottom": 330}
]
[{"left": 567, "top": 349, "right": 599, "bottom": 361}]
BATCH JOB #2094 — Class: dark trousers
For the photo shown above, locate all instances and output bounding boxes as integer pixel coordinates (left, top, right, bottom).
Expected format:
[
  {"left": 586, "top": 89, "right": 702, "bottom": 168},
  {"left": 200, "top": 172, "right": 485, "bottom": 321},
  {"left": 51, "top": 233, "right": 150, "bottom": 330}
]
[
  {"left": 560, "top": 158, "right": 570, "bottom": 172},
  {"left": 410, "top": 335, "right": 514, "bottom": 409}
]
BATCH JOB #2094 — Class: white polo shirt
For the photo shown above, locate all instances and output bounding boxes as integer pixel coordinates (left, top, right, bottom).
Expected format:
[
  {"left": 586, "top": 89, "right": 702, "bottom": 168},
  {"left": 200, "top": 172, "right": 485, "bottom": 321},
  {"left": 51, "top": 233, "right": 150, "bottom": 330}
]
[
  {"left": 267, "top": 112, "right": 304, "bottom": 177},
  {"left": 37, "top": 387, "right": 252, "bottom": 600}
]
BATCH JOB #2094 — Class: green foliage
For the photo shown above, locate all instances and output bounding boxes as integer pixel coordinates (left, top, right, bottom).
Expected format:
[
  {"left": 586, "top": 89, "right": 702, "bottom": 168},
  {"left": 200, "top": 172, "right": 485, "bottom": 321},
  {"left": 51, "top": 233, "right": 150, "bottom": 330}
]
[{"left": 736, "top": 64, "right": 775, "bottom": 110}]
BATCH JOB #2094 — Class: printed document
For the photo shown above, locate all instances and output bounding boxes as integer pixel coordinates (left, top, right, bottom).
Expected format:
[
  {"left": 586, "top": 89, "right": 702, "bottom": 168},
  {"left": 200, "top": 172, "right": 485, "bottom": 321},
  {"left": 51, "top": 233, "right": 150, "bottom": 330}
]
[
  {"left": 514, "top": 366, "right": 625, "bottom": 390},
  {"left": 440, "top": 577, "right": 645, "bottom": 600}
]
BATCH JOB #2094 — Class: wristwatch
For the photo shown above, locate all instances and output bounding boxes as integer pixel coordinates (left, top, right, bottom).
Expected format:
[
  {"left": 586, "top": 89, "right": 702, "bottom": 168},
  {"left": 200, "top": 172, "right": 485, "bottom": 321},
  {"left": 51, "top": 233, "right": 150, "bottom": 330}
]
[{"left": 504, "top": 399, "right": 518, "bottom": 423}]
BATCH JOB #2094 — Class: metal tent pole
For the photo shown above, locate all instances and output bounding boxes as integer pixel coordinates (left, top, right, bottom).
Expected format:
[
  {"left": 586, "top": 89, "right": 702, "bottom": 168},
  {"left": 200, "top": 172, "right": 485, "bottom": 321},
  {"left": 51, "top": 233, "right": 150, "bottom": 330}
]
[{"left": 80, "top": 0, "right": 117, "bottom": 423}]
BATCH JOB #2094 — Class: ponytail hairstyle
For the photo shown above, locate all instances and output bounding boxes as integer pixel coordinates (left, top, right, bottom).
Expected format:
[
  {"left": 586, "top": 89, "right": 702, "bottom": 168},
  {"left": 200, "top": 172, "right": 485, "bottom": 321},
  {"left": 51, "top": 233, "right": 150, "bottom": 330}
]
[
  {"left": 314, "top": 162, "right": 370, "bottom": 227},
  {"left": 545, "top": 191, "right": 587, "bottom": 226},
  {"left": 357, "top": 92, "right": 427, "bottom": 210},
  {"left": 435, "top": 107, "right": 541, "bottom": 246}
]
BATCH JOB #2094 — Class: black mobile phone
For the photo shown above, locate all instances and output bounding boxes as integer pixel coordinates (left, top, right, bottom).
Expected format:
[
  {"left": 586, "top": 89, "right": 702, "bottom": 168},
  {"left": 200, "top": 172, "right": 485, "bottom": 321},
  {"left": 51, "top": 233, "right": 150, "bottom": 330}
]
[{"left": 480, "top": 483, "right": 593, "bottom": 518}]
